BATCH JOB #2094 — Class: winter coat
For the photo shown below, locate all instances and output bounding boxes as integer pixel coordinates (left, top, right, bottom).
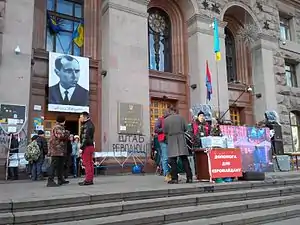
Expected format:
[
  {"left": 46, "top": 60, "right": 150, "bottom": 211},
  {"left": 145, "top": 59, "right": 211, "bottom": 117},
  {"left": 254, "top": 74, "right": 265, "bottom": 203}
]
[
  {"left": 10, "top": 138, "right": 19, "bottom": 154},
  {"left": 49, "top": 123, "right": 70, "bottom": 157},
  {"left": 80, "top": 119, "right": 95, "bottom": 151},
  {"left": 36, "top": 136, "right": 48, "bottom": 156},
  {"left": 71, "top": 142, "right": 80, "bottom": 157},
  {"left": 163, "top": 114, "right": 189, "bottom": 158}
]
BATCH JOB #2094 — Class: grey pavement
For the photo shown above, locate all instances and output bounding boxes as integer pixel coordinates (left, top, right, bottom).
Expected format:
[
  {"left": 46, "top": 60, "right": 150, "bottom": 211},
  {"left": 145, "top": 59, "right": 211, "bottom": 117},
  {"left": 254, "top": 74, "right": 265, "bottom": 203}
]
[
  {"left": 263, "top": 217, "right": 300, "bottom": 225},
  {"left": 0, "top": 171, "right": 300, "bottom": 203}
]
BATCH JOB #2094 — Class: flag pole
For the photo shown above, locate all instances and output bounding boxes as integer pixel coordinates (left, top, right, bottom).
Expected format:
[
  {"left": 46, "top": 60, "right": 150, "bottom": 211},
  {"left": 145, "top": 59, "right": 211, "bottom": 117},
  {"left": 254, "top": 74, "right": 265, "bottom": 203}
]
[
  {"left": 215, "top": 60, "right": 220, "bottom": 119},
  {"left": 212, "top": 16, "right": 221, "bottom": 119}
]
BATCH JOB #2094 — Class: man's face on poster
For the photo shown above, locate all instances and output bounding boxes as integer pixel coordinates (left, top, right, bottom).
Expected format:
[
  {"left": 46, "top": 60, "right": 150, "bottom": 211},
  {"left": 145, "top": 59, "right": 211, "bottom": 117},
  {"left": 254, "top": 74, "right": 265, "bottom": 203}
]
[{"left": 55, "top": 57, "right": 80, "bottom": 89}]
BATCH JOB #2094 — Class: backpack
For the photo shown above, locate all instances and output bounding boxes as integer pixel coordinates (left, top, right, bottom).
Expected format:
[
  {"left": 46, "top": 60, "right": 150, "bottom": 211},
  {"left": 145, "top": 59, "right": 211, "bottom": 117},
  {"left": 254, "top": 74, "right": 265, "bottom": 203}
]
[{"left": 24, "top": 141, "right": 41, "bottom": 162}]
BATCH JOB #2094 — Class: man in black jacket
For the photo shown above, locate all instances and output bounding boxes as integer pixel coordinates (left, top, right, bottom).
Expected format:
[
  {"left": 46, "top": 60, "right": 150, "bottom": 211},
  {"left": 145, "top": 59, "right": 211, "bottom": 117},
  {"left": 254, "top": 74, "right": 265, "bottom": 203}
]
[
  {"left": 78, "top": 111, "right": 95, "bottom": 186},
  {"left": 64, "top": 138, "right": 72, "bottom": 179},
  {"left": 36, "top": 130, "right": 48, "bottom": 180},
  {"left": 9, "top": 133, "right": 19, "bottom": 180}
]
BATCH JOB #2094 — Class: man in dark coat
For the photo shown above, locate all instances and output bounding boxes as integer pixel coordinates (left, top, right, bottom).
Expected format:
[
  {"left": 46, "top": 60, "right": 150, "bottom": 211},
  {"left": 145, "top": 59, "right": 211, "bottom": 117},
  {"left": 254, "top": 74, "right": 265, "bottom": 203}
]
[
  {"left": 64, "top": 138, "right": 73, "bottom": 179},
  {"left": 8, "top": 133, "right": 19, "bottom": 180},
  {"left": 163, "top": 106, "right": 193, "bottom": 184},
  {"left": 35, "top": 130, "right": 48, "bottom": 180}
]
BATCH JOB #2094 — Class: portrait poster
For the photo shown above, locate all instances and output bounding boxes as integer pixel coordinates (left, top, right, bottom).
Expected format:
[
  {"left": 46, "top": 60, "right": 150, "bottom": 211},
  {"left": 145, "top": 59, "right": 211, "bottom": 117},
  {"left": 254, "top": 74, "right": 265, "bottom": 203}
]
[{"left": 48, "top": 52, "right": 89, "bottom": 113}]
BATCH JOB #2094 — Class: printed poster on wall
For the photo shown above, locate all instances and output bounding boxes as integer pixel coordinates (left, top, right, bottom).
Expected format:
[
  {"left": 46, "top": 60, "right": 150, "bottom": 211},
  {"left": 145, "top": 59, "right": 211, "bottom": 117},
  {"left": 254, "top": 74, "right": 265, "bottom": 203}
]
[{"left": 48, "top": 52, "right": 89, "bottom": 113}]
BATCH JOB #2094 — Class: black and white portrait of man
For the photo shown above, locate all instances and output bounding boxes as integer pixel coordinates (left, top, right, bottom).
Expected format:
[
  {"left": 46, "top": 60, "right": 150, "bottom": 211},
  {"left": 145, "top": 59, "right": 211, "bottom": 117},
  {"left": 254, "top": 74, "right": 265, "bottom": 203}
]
[{"left": 48, "top": 52, "right": 89, "bottom": 113}]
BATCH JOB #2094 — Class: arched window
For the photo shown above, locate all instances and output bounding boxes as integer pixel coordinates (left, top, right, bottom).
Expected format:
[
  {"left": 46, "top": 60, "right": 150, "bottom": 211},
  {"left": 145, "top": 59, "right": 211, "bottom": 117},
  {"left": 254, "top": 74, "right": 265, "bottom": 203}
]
[
  {"left": 290, "top": 111, "right": 300, "bottom": 152},
  {"left": 225, "top": 27, "right": 237, "bottom": 82},
  {"left": 148, "top": 8, "right": 172, "bottom": 72}
]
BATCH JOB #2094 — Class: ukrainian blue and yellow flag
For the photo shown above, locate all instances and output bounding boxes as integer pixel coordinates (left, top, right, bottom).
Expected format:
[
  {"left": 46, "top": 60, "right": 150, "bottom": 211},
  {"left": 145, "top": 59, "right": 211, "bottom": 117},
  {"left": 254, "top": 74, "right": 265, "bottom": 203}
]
[
  {"left": 73, "top": 21, "right": 84, "bottom": 48},
  {"left": 47, "top": 12, "right": 62, "bottom": 34},
  {"left": 213, "top": 18, "right": 221, "bottom": 61}
]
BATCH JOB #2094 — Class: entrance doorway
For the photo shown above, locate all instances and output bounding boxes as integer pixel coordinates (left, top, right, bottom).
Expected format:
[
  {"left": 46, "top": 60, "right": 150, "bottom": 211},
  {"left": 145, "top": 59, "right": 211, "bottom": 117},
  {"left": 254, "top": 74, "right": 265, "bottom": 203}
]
[
  {"left": 65, "top": 120, "right": 79, "bottom": 135},
  {"left": 44, "top": 112, "right": 80, "bottom": 138},
  {"left": 150, "top": 98, "right": 177, "bottom": 134}
]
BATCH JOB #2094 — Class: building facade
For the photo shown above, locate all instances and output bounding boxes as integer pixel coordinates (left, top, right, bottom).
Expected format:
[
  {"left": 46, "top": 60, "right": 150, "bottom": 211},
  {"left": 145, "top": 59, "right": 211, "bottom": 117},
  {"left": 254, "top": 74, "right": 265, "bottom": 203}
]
[{"left": 0, "top": 0, "right": 300, "bottom": 156}]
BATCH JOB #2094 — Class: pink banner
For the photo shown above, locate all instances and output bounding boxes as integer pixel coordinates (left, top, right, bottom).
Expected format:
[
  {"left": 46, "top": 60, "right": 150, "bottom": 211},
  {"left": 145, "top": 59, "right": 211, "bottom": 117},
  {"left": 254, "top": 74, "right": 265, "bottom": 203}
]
[{"left": 220, "top": 125, "right": 273, "bottom": 172}]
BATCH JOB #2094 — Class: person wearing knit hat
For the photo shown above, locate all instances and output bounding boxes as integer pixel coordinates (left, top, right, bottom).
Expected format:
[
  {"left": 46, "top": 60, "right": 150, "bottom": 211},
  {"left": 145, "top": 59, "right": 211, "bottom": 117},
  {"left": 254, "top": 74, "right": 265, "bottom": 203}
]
[
  {"left": 34, "top": 130, "right": 48, "bottom": 181},
  {"left": 47, "top": 115, "right": 70, "bottom": 187}
]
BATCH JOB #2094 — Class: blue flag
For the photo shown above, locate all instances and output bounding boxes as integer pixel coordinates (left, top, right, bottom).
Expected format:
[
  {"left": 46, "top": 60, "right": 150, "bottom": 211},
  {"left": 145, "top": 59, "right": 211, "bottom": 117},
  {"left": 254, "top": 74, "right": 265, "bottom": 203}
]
[
  {"left": 47, "top": 12, "right": 62, "bottom": 34},
  {"left": 213, "top": 18, "right": 221, "bottom": 61}
]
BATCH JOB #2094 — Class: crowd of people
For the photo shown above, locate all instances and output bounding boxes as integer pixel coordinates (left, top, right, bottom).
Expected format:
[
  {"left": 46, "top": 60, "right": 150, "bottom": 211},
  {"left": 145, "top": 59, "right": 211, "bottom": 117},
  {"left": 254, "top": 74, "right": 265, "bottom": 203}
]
[
  {"left": 8, "top": 111, "right": 95, "bottom": 187},
  {"left": 154, "top": 105, "right": 194, "bottom": 184},
  {"left": 153, "top": 105, "right": 222, "bottom": 184}
]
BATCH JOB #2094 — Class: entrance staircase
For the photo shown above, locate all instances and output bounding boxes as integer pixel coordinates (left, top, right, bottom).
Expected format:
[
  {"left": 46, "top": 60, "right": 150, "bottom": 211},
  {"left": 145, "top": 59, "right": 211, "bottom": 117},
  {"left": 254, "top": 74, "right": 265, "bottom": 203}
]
[{"left": 1, "top": 175, "right": 300, "bottom": 225}]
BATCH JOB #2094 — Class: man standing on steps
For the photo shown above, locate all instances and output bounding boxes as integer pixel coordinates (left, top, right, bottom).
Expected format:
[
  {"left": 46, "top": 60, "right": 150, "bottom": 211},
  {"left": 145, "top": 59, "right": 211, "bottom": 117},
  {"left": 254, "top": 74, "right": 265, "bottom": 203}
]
[
  {"left": 155, "top": 109, "right": 171, "bottom": 182},
  {"left": 78, "top": 111, "right": 95, "bottom": 186},
  {"left": 163, "top": 105, "right": 193, "bottom": 184},
  {"left": 36, "top": 130, "right": 48, "bottom": 180},
  {"left": 47, "top": 115, "right": 70, "bottom": 187}
]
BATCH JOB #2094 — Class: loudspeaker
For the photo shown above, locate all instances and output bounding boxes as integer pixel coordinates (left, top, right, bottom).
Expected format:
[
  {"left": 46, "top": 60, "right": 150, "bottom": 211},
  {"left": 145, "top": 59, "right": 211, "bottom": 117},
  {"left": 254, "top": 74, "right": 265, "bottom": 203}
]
[
  {"left": 239, "top": 171, "right": 265, "bottom": 181},
  {"left": 273, "top": 155, "right": 291, "bottom": 172},
  {"left": 273, "top": 140, "right": 284, "bottom": 155},
  {"left": 273, "top": 124, "right": 283, "bottom": 141}
]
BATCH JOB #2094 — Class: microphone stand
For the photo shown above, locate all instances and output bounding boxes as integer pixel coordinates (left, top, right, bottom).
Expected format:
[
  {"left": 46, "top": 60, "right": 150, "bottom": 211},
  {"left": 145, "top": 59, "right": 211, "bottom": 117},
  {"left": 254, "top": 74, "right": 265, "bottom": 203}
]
[{"left": 219, "top": 87, "right": 250, "bottom": 121}]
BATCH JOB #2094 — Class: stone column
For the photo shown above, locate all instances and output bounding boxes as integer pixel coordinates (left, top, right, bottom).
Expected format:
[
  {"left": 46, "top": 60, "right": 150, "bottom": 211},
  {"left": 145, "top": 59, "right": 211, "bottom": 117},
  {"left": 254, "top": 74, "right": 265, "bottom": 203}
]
[
  {"left": 0, "top": 0, "right": 34, "bottom": 150},
  {"left": 0, "top": 0, "right": 34, "bottom": 178},
  {"left": 101, "top": 0, "right": 150, "bottom": 151},
  {"left": 187, "top": 15, "right": 229, "bottom": 117},
  {"left": 251, "top": 38, "right": 278, "bottom": 122},
  {"left": 0, "top": 0, "right": 34, "bottom": 108}
]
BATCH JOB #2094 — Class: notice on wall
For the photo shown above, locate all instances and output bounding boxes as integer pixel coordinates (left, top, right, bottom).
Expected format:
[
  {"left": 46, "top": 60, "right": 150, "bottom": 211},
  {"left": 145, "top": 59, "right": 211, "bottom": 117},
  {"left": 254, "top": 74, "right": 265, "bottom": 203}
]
[
  {"left": 0, "top": 104, "right": 26, "bottom": 125},
  {"left": 208, "top": 148, "right": 242, "bottom": 179},
  {"left": 118, "top": 102, "right": 143, "bottom": 134}
]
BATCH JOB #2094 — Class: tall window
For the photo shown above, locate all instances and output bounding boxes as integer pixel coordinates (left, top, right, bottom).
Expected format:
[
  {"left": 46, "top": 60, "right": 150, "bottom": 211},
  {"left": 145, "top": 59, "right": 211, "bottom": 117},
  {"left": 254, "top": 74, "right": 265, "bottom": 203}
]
[
  {"left": 46, "top": 0, "right": 83, "bottom": 56},
  {"left": 230, "top": 107, "right": 241, "bottom": 126},
  {"left": 280, "top": 16, "right": 291, "bottom": 41},
  {"left": 148, "top": 8, "right": 172, "bottom": 72},
  {"left": 285, "top": 62, "right": 298, "bottom": 87},
  {"left": 290, "top": 111, "right": 300, "bottom": 152},
  {"left": 225, "top": 27, "right": 236, "bottom": 82}
]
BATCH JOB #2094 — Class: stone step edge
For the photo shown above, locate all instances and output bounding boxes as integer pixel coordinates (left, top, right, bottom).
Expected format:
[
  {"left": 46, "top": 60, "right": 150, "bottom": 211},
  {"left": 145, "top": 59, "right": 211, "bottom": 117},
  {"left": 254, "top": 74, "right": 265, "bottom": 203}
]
[
  {"left": 2, "top": 177, "right": 300, "bottom": 213},
  {"left": 168, "top": 204, "right": 300, "bottom": 225},
  {"left": 5, "top": 192, "right": 300, "bottom": 225},
  {"left": 2, "top": 183, "right": 300, "bottom": 215}
]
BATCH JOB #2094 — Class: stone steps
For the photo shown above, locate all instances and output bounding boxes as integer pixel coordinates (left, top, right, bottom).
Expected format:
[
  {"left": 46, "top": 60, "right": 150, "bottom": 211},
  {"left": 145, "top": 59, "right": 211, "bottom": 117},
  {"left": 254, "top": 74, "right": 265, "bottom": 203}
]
[
  {"left": 1, "top": 177, "right": 300, "bottom": 224},
  {"left": 2, "top": 177, "right": 300, "bottom": 213},
  {"left": 168, "top": 205, "right": 300, "bottom": 225},
  {"left": 47, "top": 195, "right": 300, "bottom": 225}
]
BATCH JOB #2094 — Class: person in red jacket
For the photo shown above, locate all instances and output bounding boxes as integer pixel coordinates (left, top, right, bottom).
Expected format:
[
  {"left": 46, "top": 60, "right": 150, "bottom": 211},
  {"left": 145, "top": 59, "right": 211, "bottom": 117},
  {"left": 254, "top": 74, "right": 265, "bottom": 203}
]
[
  {"left": 154, "top": 110, "right": 171, "bottom": 182},
  {"left": 192, "top": 111, "right": 211, "bottom": 147}
]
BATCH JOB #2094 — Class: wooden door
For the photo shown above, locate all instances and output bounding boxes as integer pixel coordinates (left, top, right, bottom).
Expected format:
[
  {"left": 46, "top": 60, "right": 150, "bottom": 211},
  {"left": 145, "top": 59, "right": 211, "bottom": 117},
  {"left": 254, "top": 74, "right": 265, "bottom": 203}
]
[{"left": 150, "top": 99, "right": 173, "bottom": 134}]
